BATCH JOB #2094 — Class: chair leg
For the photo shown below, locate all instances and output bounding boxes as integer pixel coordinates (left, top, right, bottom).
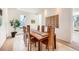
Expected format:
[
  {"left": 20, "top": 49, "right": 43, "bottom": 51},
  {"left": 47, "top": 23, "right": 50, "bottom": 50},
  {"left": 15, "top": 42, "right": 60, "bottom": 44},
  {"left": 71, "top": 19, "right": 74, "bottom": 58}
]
[
  {"left": 35, "top": 42, "right": 37, "bottom": 47},
  {"left": 46, "top": 46, "right": 47, "bottom": 49},
  {"left": 30, "top": 42, "right": 32, "bottom": 51},
  {"left": 45, "top": 44, "right": 48, "bottom": 49}
]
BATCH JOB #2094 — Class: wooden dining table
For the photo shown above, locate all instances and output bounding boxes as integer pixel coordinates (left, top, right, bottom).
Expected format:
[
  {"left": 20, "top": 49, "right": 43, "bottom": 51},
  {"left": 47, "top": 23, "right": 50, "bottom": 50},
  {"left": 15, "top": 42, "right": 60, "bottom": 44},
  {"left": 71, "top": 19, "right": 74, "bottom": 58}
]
[
  {"left": 25, "top": 28, "right": 56, "bottom": 51},
  {"left": 30, "top": 30, "right": 48, "bottom": 51}
]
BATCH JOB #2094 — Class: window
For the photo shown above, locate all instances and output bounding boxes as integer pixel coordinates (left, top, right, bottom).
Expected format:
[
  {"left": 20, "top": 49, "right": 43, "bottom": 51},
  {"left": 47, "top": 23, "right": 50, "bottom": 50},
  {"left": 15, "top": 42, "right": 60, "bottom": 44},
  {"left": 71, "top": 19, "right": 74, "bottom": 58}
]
[{"left": 19, "top": 15, "right": 26, "bottom": 27}]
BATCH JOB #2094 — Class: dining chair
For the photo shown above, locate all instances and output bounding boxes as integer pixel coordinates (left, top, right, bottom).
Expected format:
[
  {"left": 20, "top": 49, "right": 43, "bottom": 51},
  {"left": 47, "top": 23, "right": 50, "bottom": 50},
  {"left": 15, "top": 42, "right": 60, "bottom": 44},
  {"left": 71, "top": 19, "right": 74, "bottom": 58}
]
[
  {"left": 23, "top": 26, "right": 27, "bottom": 47},
  {"left": 37, "top": 25, "right": 40, "bottom": 31},
  {"left": 27, "top": 25, "right": 37, "bottom": 51},
  {"left": 41, "top": 26, "right": 49, "bottom": 50},
  {"left": 48, "top": 26, "right": 55, "bottom": 51},
  {"left": 41, "top": 26, "right": 56, "bottom": 51},
  {"left": 41, "top": 25, "right": 45, "bottom": 32}
]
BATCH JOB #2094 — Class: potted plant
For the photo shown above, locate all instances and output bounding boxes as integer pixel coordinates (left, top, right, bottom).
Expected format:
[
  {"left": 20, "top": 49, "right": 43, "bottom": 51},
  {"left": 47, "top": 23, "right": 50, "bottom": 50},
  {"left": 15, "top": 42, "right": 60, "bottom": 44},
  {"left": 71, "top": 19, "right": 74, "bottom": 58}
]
[{"left": 10, "top": 19, "right": 20, "bottom": 37}]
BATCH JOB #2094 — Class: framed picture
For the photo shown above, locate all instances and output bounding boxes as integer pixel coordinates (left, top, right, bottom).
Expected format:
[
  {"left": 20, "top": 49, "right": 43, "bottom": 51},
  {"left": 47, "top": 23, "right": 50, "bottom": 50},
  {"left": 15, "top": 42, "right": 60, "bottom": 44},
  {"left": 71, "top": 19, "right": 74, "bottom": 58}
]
[{"left": 31, "top": 19, "right": 35, "bottom": 24}]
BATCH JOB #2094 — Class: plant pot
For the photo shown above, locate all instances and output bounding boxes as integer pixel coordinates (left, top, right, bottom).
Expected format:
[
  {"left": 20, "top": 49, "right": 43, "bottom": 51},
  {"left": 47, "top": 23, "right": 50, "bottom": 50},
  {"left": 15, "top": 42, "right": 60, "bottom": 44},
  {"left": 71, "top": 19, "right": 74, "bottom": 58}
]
[{"left": 11, "top": 32, "right": 17, "bottom": 38}]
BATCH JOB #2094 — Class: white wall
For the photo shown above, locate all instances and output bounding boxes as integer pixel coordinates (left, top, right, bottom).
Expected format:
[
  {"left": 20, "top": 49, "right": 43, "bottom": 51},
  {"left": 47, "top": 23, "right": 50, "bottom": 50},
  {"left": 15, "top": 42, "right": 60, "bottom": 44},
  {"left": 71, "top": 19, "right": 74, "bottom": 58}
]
[
  {"left": 44, "top": 8, "right": 72, "bottom": 42},
  {"left": 56, "top": 8, "right": 72, "bottom": 42},
  {"left": 0, "top": 8, "right": 8, "bottom": 47}
]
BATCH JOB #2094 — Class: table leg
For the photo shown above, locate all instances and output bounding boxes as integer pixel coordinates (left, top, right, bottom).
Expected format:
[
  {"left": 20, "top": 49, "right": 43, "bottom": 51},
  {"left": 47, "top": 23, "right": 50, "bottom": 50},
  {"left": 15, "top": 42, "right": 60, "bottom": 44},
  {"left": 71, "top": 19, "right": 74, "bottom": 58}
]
[
  {"left": 38, "top": 41, "right": 41, "bottom": 51},
  {"left": 54, "top": 34, "right": 56, "bottom": 49}
]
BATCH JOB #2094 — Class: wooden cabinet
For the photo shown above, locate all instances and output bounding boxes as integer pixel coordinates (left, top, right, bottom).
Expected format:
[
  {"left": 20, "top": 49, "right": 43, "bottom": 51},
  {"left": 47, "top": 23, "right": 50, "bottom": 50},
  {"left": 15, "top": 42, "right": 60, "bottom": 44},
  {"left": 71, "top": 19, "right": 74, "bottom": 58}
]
[
  {"left": 46, "top": 17, "right": 51, "bottom": 26},
  {"left": 46, "top": 15, "right": 59, "bottom": 28}
]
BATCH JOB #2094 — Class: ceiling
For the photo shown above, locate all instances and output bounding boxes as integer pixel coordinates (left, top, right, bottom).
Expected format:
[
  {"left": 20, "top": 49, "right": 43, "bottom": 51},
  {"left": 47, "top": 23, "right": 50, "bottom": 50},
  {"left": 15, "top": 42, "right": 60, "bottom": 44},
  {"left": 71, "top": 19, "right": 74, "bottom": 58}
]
[
  {"left": 17, "top": 8, "right": 56, "bottom": 14},
  {"left": 17, "top": 8, "right": 44, "bottom": 14}
]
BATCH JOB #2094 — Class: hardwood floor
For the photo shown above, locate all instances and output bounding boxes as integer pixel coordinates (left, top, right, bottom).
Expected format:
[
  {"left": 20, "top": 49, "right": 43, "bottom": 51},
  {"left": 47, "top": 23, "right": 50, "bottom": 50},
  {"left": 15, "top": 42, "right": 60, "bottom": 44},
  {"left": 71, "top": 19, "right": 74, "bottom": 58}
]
[
  {"left": 57, "top": 39, "right": 79, "bottom": 51},
  {"left": 0, "top": 37, "right": 76, "bottom": 51},
  {"left": 0, "top": 38, "right": 13, "bottom": 51}
]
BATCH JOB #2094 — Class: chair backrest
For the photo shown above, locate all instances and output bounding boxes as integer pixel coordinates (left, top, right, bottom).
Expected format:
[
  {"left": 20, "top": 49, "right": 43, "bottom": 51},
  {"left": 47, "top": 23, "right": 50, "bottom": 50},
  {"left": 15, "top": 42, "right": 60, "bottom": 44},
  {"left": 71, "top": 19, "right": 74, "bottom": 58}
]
[
  {"left": 23, "top": 26, "right": 26, "bottom": 33},
  {"left": 37, "top": 25, "right": 40, "bottom": 31},
  {"left": 27, "top": 25, "right": 30, "bottom": 33},
  {"left": 27, "top": 25, "right": 31, "bottom": 51},
  {"left": 47, "top": 26, "right": 55, "bottom": 51},
  {"left": 23, "top": 26, "right": 28, "bottom": 50},
  {"left": 41, "top": 25, "right": 44, "bottom": 32}
]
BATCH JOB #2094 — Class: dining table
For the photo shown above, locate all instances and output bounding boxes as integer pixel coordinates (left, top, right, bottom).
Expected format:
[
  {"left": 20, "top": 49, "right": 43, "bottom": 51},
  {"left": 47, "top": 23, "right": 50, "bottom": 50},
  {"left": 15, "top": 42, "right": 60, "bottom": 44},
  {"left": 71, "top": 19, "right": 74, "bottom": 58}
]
[
  {"left": 30, "top": 30, "right": 48, "bottom": 51},
  {"left": 25, "top": 28, "right": 56, "bottom": 51}
]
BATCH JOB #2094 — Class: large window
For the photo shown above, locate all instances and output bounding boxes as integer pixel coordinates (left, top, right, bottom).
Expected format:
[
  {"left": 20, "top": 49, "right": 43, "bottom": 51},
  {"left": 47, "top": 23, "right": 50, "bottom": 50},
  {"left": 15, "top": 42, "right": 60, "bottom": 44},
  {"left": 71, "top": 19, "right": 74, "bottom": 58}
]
[
  {"left": 19, "top": 15, "right": 26, "bottom": 27},
  {"left": 73, "top": 15, "right": 79, "bottom": 29}
]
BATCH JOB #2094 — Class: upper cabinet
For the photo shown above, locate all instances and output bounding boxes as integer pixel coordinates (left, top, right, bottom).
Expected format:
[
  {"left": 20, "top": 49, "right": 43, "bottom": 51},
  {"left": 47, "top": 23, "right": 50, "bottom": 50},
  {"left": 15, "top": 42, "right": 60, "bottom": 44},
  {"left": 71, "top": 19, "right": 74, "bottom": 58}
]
[{"left": 46, "top": 15, "right": 59, "bottom": 28}]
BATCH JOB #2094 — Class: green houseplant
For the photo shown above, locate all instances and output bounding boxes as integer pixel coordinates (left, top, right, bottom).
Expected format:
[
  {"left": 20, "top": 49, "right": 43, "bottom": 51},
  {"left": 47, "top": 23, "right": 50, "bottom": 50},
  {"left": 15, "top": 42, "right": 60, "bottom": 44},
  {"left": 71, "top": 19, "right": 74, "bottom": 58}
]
[{"left": 10, "top": 19, "right": 20, "bottom": 37}]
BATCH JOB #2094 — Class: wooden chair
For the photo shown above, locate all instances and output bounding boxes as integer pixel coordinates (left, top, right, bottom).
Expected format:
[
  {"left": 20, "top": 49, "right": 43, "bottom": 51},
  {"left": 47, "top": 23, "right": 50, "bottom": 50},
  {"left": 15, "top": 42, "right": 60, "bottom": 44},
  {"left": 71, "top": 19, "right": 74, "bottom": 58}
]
[
  {"left": 47, "top": 26, "right": 55, "bottom": 51},
  {"left": 41, "top": 25, "right": 44, "bottom": 32},
  {"left": 41, "top": 26, "right": 49, "bottom": 50},
  {"left": 37, "top": 25, "right": 40, "bottom": 31},
  {"left": 23, "top": 26, "right": 28, "bottom": 47},
  {"left": 27, "top": 25, "right": 37, "bottom": 51},
  {"left": 41, "top": 26, "right": 56, "bottom": 51}
]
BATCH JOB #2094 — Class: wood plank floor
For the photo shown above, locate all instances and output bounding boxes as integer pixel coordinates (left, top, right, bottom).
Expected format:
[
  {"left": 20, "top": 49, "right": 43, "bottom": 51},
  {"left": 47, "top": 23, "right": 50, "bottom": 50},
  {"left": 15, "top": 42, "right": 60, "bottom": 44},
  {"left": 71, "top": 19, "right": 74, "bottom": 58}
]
[
  {"left": 0, "top": 37, "right": 76, "bottom": 51},
  {"left": 0, "top": 38, "right": 13, "bottom": 51},
  {"left": 57, "top": 39, "right": 79, "bottom": 51}
]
